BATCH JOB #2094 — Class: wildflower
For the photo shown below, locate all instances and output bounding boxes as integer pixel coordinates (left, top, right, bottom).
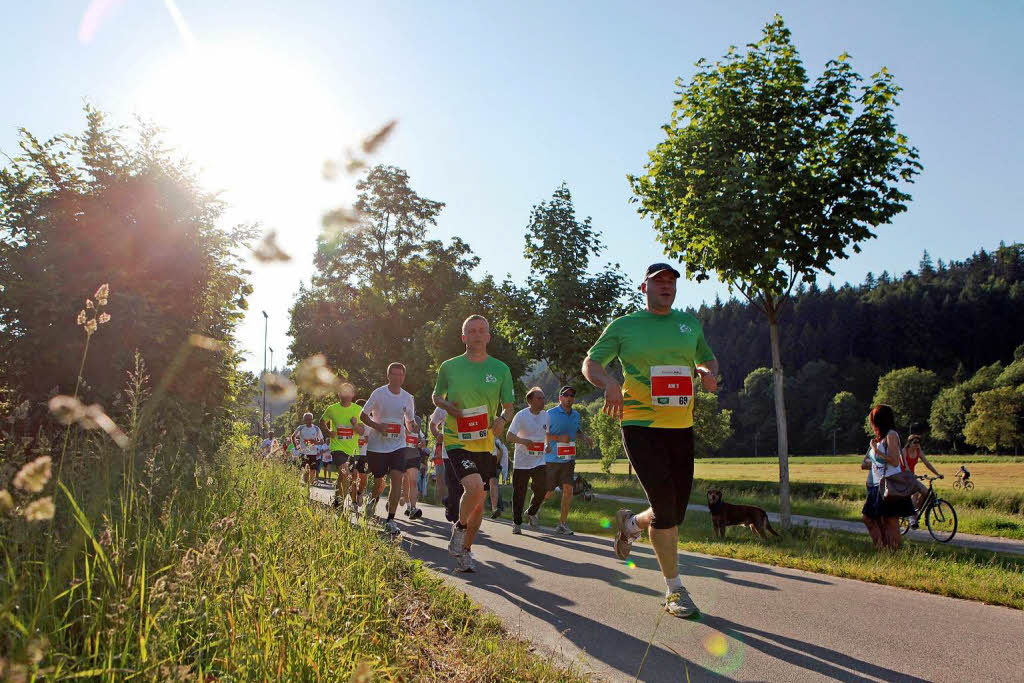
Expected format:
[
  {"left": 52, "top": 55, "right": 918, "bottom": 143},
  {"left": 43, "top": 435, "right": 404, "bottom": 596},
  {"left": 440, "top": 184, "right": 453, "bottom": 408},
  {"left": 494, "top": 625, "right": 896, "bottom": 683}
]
[
  {"left": 24, "top": 497, "right": 55, "bottom": 522},
  {"left": 76, "top": 310, "right": 87, "bottom": 325},
  {"left": 98, "top": 312, "right": 111, "bottom": 324},
  {"left": 361, "top": 120, "right": 397, "bottom": 155},
  {"left": 13, "top": 456, "right": 52, "bottom": 493},
  {"left": 264, "top": 373, "right": 297, "bottom": 400},
  {"left": 0, "top": 490, "right": 13, "bottom": 514},
  {"left": 251, "top": 230, "right": 291, "bottom": 263},
  {"left": 188, "top": 334, "right": 224, "bottom": 351},
  {"left": 84, "top": 319, "right": 98, "bottom": 336},
  {"left": 94, "top": 283, "right": 109, "bottom": 303},
  {"left": 294, "top": 354, "right": 342, "bottom": 397},
  {"left": 86, "top": 298, "right": 94, "bottom": 309}
]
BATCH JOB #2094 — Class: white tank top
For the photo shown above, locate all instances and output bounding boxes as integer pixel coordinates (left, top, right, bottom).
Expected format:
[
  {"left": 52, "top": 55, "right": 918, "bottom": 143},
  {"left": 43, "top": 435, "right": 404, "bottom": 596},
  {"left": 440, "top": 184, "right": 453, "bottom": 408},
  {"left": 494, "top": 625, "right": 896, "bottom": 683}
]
[{"left": 871, "top": 431, "right": 903, "bottom": 483}]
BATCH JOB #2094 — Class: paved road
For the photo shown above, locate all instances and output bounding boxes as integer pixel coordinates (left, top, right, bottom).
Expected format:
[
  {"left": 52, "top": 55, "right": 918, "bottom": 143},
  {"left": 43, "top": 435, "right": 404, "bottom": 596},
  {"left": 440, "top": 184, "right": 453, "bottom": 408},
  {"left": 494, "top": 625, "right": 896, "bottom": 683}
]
[
  {"left": 597, "top": 493, "right": 1024, "bottom": 557},
  {"left": 308, "top": 484, "right": 1024, "bottom": 682}
]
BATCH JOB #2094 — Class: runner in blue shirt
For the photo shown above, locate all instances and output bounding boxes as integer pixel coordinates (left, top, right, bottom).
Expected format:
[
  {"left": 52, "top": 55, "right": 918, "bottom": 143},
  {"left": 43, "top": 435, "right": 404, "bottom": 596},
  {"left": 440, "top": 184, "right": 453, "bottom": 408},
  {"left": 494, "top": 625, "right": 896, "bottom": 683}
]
[{"left": 540, "top": 386, "right": 593, "bottom": 535}]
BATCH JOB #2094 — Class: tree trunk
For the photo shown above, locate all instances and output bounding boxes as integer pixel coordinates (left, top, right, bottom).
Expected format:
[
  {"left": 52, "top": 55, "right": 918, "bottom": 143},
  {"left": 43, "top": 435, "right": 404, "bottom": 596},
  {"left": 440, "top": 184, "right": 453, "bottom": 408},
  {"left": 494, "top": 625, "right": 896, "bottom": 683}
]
[{"left": 768, "top": 314, "right": 791, "bottom": 528}]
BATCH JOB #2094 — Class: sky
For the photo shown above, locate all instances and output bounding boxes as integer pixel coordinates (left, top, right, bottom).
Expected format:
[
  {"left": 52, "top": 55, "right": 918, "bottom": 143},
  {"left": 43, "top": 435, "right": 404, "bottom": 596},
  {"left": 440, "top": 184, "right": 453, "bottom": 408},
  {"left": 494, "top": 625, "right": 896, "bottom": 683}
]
[{"left": 2, "top": 1, "right": 1022, "bottom": 374}]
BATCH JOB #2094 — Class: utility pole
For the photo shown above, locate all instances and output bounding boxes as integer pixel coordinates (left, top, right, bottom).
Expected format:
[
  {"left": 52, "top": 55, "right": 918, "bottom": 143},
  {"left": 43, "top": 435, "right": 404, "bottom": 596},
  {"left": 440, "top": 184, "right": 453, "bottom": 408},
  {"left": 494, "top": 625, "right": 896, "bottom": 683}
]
[{"left": 262, "top": 310, "right": 268, "bottom": 437}]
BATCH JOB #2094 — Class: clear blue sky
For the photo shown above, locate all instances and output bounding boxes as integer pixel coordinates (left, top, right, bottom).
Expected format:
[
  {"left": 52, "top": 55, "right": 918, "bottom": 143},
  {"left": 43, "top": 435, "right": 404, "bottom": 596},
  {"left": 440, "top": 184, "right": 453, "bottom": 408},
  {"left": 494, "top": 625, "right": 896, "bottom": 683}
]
[{"left": 3, "top": 1, "right": 1022, "bottom": 373}]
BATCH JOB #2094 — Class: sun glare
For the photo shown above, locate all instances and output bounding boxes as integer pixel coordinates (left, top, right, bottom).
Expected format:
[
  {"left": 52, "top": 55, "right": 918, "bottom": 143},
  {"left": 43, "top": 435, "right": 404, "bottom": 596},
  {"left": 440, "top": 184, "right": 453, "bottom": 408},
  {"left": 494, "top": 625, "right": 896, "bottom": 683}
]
[{"left": 133, "top": 40, "right": 348, "bottom": 211}]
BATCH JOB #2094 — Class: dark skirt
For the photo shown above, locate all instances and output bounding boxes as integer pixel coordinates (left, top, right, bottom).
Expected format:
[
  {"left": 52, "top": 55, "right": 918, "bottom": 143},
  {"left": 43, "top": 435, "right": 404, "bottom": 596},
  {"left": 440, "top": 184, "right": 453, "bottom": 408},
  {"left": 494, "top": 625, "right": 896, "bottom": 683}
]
[{"left": 863, "top": 484, "right": 916, "bottom": 519}]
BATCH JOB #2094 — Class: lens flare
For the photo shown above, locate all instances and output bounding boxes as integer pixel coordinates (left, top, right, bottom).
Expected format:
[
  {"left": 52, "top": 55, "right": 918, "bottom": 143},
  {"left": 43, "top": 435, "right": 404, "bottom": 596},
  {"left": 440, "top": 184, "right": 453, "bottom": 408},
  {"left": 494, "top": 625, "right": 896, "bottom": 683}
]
[
  {"left": 600, "top": 517, "right": 611, "bottom": 529},
  {"left": 626, "top": 560, "right": 636, "bottom": 569},
  {"left": 700, "top": 630, "right": 745, "bottom": 675},
  {"left": 703, "top": 633, "right": 728, "bottom": 658}
]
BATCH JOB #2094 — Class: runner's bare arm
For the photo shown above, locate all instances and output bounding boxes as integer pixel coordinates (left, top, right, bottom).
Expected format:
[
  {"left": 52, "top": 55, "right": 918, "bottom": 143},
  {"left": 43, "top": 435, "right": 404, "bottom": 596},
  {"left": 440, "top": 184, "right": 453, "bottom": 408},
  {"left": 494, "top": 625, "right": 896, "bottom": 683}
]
[
  {"left": 359, "top": 411, "right": 387, "bottom": 434},
  {"left": 695, "top": 358, "right": 720, "bottom": 392},
  {"left": 432, "top": 393, "right": 461, "bottom": 418},
  {"left": 492, "top": 402, "right": 514, "bottom": 435},
  {"left": 352, "top": 417, "right": 366, "bottom": 435},
  {"left": 582, "top": 357, "right": 623, "bottom": 420}
]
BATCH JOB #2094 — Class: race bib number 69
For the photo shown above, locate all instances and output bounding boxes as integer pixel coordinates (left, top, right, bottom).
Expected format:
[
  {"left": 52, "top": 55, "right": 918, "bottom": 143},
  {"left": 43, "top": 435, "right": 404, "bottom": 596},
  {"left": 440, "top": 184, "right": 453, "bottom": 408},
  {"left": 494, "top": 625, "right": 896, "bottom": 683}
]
[
  {"left": 456, "top": 405, "right": 490, "bottom": 441},
  {"left": 650, "top": 365, "right": 693, "bottom": 407}
]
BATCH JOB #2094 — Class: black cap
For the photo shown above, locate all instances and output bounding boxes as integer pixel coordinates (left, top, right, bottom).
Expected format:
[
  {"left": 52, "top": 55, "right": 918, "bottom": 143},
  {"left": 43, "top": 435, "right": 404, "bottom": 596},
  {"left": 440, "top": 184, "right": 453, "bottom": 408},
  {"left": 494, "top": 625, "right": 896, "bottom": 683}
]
[
  {"left": 641, "top": 262, "right": 681, "bottom": 288},
  {"left": 559, "top": 386, "right": 576, "bottom": 397}
]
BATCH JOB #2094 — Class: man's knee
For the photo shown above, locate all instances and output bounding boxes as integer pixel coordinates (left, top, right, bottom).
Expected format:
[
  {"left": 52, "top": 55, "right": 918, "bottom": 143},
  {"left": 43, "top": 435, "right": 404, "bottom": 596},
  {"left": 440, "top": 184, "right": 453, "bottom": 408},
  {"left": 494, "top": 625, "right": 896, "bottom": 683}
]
[{"left": 462, "top": 474, "right": 485, "bottom": 495}]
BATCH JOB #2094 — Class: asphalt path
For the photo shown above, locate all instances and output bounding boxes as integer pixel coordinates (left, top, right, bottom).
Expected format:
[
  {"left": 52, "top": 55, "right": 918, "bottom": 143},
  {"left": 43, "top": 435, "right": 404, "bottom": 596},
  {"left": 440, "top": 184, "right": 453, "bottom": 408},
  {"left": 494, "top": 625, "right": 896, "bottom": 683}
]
[
  {"left": 596, "top": 493, "right": 1024, "bottom": 557},
  {"left": 308, "top": 482, "right": 1023, "bottom": 682}
]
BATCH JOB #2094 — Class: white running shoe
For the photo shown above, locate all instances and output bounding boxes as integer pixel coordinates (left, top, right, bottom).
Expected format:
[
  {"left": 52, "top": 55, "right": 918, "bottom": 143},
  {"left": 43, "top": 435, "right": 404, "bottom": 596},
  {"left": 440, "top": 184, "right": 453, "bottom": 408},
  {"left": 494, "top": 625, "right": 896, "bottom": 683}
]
[
  {"left": 455, "top": 550, "right": 476, "bottom": 573},
  {"left": 385, "top": 519, "right": 400, "bottom": 535},
  {"left": 448, "top": 523, "right": 466, "bottom": 557},
  {"left": 665, "top": 588, "right": 700, "bottom": 619},
  {"left": 526, "top": 513, "right": 539, "bottom": 530},
  {"left": 614, "top": 508, "right": 639, "bottom": 560},
  {"left": 555, "top": 522, "right": 574, "bottom": 535}
]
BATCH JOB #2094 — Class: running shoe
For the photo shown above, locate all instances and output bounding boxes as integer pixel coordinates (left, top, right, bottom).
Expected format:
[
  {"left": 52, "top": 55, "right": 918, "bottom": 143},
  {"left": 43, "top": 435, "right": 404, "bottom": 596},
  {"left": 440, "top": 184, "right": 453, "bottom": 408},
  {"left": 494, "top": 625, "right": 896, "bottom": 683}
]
[
  {"left": 512, "top": 524, "right": 522, "bottom": 535},
  {"left": 665, "top": 588, "right": 700, "bottom": 619},
  {"left": 490, "top": 508, "right": 501, "bottom": 519},
  {"left": 555, "top": 522, "right": 574, "bottom": 535},
  {"left": 455, "top": 550, "right": 476, "bottom": 573},
  {"left": 331, "top": 494, "right": 342, "bottom": 509},
  {"left": 403, "top": 506, "right": 411, "bottom": 517},
  {"left": 614, "top": 508, "right": 637, "bottom": 560},
  {"left": 410, "top": 507, "right": 423, "bottom": 520},
  {"left": 448, "top": 523, "right": 466, "bottom": 557},
  {"left": 385, "top": 519, "right": 401, "bottom": 535},
  {"left": 526, "top": 513, "right": 539, "bottom": 530}
]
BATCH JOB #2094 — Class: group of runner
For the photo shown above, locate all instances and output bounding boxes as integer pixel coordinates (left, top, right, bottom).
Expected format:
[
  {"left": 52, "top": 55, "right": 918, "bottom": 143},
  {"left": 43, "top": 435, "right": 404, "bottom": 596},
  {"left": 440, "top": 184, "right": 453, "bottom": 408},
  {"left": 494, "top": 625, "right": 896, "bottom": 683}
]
[{"left": 264, "top": 262, "right": 719, "bottom": 619}]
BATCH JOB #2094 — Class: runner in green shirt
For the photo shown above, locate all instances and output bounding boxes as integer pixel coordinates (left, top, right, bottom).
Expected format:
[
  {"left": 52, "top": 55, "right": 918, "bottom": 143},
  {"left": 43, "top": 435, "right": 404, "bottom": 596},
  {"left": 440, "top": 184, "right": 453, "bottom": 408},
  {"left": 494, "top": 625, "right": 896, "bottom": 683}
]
[
  {"left": 433, "top": 314, "right": 515, "bottom": 572},
  {"left": 320, "top": 382, "right": 365, "bottom": 509},
  {"left": 583, "top": 263, "right": 719, "bottom": 619}
]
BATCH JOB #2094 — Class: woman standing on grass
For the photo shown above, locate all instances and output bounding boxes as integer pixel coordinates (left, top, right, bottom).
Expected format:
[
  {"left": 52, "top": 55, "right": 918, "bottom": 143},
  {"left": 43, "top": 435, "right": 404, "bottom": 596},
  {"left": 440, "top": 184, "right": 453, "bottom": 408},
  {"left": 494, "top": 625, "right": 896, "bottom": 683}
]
[{"left": 861, "top": 405, "right": 915, "bottom": 549}]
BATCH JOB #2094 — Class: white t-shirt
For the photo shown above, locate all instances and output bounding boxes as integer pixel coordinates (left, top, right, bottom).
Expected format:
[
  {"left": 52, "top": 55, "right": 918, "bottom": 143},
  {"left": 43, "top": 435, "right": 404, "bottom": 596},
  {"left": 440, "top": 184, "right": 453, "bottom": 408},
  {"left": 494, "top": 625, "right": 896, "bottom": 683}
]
[
  {"left": 430, "top": 406, "right": 448, "bottom": 460},
  {"left": 293, "top": 425, "right": 323, "bottom": 455},
  {"left": 363, "top": 386, "right": 415, "bottom": 453},
  {"left": 507, "top": 408, "right": 549, "bottom": 470}
]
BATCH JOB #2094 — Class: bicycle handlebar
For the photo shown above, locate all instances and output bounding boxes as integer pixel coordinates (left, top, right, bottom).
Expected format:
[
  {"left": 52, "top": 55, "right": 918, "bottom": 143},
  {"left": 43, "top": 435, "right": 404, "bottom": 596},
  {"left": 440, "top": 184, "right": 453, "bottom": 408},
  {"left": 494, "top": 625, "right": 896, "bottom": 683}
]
[{"left": 917, "top": 475, "right": 944, "bottom": 481}]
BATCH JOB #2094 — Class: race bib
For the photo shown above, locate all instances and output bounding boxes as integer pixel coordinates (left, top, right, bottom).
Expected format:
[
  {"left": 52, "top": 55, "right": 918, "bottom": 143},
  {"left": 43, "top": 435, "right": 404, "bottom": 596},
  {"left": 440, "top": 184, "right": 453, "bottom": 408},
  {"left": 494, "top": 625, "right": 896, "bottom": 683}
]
[
  {"left": 405, "top": 434, "right": 420, "bottom": 446},
  {"left": 358, "top": 437, "right": 368, "bottom": 447},
  {"left": 456, "top": 405, "right": 490, "bottom": 441},
  {"left": 381, "top": 421, "right": 402, "bottom": 439},
  {"left": 650, "top": 365, "right": 693, "bottom": 407},
  {"left": 303, "top": 439, "right": 316, "bottom": 446},
  {"left": 556, "top": 442, "right": 576, "bottom": 459},
  {"left": 527, "top": 441, "right": 546, "bottom": 454},
  {"left": 336, "top": 426, "right": 354, "bottom": 438}
]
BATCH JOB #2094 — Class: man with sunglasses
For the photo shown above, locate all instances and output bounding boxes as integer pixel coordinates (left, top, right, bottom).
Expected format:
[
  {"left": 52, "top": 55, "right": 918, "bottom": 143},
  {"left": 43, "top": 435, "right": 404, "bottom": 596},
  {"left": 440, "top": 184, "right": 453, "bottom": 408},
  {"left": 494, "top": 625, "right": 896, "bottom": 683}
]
[
  {"left": 540, "top": 385, "right": 593, "bottom": 535},
  {"left": 583, "top": 262, "right": 719, "bottom": 619}
]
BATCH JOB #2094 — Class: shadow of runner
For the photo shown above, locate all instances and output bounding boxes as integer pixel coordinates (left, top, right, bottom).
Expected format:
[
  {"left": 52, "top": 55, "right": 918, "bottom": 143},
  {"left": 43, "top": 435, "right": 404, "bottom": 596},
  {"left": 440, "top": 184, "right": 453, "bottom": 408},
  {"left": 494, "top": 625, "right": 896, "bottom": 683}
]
[
  {"left": 406, "top": 536, "right": 726, "bottom": 682},
  {"left": 700, "top": 615, "right": 930, "bottom": 683}
]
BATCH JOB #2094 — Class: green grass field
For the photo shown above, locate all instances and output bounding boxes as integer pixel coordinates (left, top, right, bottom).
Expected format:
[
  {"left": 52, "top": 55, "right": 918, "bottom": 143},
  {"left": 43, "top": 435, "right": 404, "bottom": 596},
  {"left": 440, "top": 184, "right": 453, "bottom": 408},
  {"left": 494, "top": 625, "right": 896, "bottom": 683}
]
[
  {"left": 0, "top": 444, "right": 580, "bottom": 681},
  {"left": 574, "top": 457, "right": 1024, "bottom": 540}
]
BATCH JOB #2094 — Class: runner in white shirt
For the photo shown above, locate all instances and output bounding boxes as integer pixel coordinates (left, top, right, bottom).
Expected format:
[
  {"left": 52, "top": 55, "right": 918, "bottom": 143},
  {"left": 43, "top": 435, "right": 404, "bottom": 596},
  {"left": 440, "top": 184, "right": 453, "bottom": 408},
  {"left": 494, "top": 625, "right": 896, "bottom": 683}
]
[
  {"left": 260, "top": 431, "right": 279, "bottom": 458},
  {"left": 291, "top": 413, "right": 324, "bottom": 487},
  {"left": 506, "top": 387, "right": 551, "bottom": 534},
  {"left": 430, "top": 405, "right": 460, "bottom": 522},
  {"left": 360, "top": 363, "right": 417, "bottom": 534}
]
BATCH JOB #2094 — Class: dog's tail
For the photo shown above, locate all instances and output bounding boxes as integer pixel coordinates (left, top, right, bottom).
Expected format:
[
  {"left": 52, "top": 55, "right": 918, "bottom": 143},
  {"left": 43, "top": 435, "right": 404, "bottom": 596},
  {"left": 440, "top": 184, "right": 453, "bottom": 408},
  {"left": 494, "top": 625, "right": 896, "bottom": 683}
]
[{"left": 763, "top": 513, "right": 780, "bottom": 537}]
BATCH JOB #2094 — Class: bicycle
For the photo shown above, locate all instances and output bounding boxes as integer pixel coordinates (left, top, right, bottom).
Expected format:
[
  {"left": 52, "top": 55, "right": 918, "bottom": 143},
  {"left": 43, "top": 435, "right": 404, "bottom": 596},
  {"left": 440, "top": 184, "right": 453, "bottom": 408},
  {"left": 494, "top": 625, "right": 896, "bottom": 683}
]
[
  {"left": 899, "top": 475, "right": 958, "bottom": 543},
  {"left": 952, "top": 474, "right": 975, "bottom": 491}
]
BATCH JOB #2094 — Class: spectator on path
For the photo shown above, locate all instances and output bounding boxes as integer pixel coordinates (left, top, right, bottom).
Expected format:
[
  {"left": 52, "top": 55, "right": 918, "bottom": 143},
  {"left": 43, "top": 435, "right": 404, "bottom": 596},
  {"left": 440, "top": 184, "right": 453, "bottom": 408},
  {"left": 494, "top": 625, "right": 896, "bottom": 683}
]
[{"left": 861, "top": 405, "right": 914, "bottom": 550}]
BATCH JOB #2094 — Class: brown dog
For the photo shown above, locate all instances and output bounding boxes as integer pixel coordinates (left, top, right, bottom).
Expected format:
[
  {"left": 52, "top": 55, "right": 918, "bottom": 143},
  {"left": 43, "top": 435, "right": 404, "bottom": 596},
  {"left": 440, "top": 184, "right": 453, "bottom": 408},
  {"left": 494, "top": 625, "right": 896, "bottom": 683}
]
[{"left": 706, "top": 489, "right": 779, "bottom": 540}]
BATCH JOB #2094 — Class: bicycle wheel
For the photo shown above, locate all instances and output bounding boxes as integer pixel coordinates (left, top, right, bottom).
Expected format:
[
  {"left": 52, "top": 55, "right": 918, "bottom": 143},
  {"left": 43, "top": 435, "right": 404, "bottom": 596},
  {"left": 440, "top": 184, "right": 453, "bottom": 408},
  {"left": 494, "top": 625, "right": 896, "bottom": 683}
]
[
  {"left": 964, "top": 481, "right": 975, "bottom": 490},
  {"left": 899, "top": 516, "right": 913, "bottom": 536},
  {"left": 926, "top": 499, "right": 958, "bottom": 543},
  {"left": 952, "top": 480, "right": 962, "bottom": 490}
]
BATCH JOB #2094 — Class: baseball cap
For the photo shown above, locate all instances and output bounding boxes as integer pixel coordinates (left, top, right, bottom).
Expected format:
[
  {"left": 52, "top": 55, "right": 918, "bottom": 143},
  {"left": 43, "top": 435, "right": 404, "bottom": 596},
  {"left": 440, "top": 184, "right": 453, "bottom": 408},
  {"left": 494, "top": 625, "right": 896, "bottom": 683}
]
[
  {"left": 640, "top": 262, "right": 681, "bottom": 288},
  {"left": 559, "top": 386, "right": 576, "bottom": 397}
]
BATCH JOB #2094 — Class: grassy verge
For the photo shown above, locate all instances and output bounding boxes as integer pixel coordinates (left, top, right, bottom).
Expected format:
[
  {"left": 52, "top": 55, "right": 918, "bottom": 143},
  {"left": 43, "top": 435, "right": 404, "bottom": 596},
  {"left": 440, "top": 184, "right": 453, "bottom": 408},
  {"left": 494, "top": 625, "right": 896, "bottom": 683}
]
[
  {"left": 574, "top": 467, "right": 1024, "bottom": 540},
  {"left": 0, "top": 441, "right": 581, "bottom": 681},
  {"left": 492, "top": 489, "right": 1024, "bottom": 610}
]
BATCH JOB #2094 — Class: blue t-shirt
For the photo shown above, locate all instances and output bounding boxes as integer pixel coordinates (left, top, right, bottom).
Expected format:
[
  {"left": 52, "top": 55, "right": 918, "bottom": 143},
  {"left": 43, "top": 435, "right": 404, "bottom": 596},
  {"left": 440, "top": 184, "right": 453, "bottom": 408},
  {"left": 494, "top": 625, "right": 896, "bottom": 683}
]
[{"left": 545, "top": 406, "right": 581, "bottom": 463}]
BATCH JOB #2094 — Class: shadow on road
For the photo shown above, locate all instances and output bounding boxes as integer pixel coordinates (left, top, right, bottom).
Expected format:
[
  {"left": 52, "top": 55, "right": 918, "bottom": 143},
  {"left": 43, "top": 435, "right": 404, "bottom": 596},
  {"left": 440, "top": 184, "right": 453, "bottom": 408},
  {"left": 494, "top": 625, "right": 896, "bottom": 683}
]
[{"left": 701, "top": 614, "right": 929, "bottom": 683}]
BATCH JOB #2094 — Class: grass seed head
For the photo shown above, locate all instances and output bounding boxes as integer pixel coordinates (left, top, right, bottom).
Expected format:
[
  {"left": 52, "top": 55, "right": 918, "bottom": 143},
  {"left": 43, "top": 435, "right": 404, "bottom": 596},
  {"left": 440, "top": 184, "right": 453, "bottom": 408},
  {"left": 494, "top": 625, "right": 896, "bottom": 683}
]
[
  {"left": 294, "top": 354, "right": 342, "bottom": 397},
  {"left": 252, "top": 230, "right": 292, "bottom": 263},
  {"left": 188, "top": 334, "right": 224, "bottom": 352},
  {"left": 94, "top": 283, "right": 109, "bottom": 301},
  {"left": 13, "top": 456, "right": 52, "bottom": 493},
  {"left": 0, "top": 489, "right": 13, "bottom": 514},
  {"left": 23, "top": 496, "right": 55, "bottom": 522},
  {"left": 264, "top": 373, "right": 297, "bottom": 400},
  {"left": 76, "top": 310, "right": 87, "bottom": 325}
]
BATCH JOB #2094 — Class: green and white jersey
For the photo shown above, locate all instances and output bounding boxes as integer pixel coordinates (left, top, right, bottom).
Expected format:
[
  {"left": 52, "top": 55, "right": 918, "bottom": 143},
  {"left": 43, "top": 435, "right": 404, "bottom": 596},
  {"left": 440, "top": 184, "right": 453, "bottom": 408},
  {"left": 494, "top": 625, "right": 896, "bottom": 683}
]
[{"left": 433, "top": 354, "right": 514, "bottom": 453}]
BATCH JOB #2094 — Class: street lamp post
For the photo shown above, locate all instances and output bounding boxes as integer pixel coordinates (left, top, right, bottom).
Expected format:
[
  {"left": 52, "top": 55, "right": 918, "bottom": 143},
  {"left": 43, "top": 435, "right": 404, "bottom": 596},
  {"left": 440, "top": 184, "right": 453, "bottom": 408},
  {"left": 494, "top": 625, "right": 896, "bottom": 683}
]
[{"left": 262, "top": 310, "right": 268, "bottom": 437}]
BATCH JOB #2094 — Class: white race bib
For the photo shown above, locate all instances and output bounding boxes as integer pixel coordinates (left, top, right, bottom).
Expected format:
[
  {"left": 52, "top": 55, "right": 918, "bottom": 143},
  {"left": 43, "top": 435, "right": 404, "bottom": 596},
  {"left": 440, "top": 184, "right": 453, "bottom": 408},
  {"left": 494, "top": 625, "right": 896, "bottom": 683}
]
[
  {"left": 650, "top": 365, "right": 693, "bottom": 407},
  {"left": 381, "top": 420, "right": 402, "bottom": 439},
  {"left": 555, "top": 442, "right": 576, "bottom": 460},
  {"left": 456, "top": 405, "right": 490, "bottom": 441}
]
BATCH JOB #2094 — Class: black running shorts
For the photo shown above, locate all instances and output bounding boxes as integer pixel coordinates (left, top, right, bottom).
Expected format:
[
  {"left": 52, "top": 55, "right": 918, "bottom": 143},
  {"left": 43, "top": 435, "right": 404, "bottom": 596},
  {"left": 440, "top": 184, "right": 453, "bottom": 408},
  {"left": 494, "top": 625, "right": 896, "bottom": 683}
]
[
  {"left": 303, "top": 453, "right": 319, "bottom": 468},
  {"left": 621, "top": 426, "right": 695, "bottom": 530},
  {"left": 349, "top": 454, "right": 368, "bottom": 474},
  {"left": 447, "top": 448, "right": 496, "bottom": 485},
  {"left": 402, "top": 447, "right": 422, "bottom": 471},
  {"left": 545, "top": 460, "right": 576, "bottom": 491},
  {"left": 367, "top": 450, "right": 405, "bottom": 478}
]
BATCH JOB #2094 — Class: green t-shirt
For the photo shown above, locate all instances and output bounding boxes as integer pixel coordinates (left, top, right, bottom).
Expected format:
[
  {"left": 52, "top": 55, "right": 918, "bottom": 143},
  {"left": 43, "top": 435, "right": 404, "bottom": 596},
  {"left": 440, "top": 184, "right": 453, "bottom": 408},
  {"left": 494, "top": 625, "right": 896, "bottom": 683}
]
[
  {"left": 587, "top": 309, "right": 715, "bottom": 429},
  {"left": 433, "top": 354, "right": 515, "bottom": 453},
  {"left": 321, "top": 402, "right": 363, "bottom": 454}
]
